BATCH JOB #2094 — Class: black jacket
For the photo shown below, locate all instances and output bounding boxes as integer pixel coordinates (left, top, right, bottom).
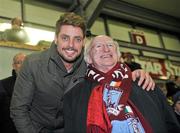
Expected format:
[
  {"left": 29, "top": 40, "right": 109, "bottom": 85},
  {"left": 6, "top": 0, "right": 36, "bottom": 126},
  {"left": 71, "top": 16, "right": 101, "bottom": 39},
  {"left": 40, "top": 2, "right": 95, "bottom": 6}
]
[
  {"left": 64, "top": 80, "right": 180, "bottom": 133},
  {"left": 125, "top": 62, "right": 142, "bottom": 71},
  {"left": 0, "top": 70, "right": 17, "bottom": 133},
  {"left": 175, "top": 112, "right": 180, "bottom": 124},
  {"left": 166, "top": 81, "right": 180, "bottom": 97}
]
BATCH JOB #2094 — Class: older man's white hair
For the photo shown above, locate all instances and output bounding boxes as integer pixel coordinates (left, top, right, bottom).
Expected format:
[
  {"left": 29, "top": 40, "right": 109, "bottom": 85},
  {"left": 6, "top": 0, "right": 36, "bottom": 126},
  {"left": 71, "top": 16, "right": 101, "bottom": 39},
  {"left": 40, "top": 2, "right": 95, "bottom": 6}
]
[{"left": 84, "top": 35, "right": 121, "bottom": 64}]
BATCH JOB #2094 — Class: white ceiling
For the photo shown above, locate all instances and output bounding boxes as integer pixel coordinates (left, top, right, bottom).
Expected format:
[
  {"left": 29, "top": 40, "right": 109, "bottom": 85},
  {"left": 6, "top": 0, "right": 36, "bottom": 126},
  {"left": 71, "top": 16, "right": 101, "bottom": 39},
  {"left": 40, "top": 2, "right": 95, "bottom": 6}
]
[{"left": 121, "top": 0, "right": 180, "bottom": 19}]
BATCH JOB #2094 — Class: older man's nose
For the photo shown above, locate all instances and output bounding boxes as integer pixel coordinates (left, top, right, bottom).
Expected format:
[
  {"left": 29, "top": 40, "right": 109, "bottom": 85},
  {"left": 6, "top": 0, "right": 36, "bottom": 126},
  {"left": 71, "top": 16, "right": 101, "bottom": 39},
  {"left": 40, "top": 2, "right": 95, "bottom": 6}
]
[{"left": 103, "top": 44, "right": 110, "bottom": 52}]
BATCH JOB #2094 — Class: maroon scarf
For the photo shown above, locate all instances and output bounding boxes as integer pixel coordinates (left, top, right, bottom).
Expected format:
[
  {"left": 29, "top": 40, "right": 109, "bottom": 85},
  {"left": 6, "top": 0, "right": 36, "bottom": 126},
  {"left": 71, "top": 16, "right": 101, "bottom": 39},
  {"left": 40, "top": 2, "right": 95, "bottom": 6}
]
[{"left": 86, "top": 63, "right": 152, "bottom": 133}]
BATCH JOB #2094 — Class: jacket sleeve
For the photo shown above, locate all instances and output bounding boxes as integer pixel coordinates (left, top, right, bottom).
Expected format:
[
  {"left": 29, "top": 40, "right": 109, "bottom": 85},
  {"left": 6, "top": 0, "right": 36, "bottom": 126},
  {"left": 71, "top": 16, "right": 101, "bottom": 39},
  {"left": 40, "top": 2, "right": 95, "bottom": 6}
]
[{"left": 10, "top": 57, "right": 37, "bottom": 133}]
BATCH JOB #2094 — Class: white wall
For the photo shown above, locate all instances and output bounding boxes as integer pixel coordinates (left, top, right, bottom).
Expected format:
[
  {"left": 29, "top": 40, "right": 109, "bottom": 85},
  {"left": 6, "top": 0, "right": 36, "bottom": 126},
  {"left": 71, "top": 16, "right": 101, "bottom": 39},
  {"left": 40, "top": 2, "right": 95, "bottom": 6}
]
[{"left": 0, "top": 46, "right": 35, "bottom": 79}]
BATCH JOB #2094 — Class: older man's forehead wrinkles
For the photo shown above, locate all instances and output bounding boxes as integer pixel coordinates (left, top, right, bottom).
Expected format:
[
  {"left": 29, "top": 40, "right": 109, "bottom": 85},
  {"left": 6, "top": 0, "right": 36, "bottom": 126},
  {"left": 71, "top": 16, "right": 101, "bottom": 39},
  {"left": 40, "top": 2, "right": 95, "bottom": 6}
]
[{"left": 94, "top": 40, "right": 114, "bottom": 44}]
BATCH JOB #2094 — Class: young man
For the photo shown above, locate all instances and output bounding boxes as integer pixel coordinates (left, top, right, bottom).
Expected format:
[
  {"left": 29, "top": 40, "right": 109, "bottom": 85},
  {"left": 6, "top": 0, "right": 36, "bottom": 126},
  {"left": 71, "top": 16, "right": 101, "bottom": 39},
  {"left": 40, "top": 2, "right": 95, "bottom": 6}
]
[
  {"left": 11, "top": 12, "right": 154, "bottom": 133},
  {"left": 64, "top": 35, "right": 180, "bottom": 133}
]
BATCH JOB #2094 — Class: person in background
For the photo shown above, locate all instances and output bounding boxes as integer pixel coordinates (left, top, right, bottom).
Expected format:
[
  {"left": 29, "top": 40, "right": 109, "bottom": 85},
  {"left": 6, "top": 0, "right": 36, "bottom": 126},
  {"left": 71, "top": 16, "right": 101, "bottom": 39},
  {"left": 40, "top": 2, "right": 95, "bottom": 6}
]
[
  {"left": 0, "top": 83, "right": 7, "bottom": 132},
  {"left": 0, "top": 52, "right": 26, "bottom": 133},
  {"left": 11, "top": 12, "right": 155, "bottom": 133},
  {"left": 172, "top": 91, "right": 180, "bottom": 124},
  {"left": 156, "top": 82, "right": 168, "bottom": 96},
  {"left": 2, "top": 17, "right": 29, "bottom": 43},
  {"left": 166, "top": 75, "right": 180, "bottom": 105},
  {"left": 64, "top": 35, "right": 180, "bottom": 133},
  {"left": 122, "top": 52, "right": 142, "bottom": 71}
]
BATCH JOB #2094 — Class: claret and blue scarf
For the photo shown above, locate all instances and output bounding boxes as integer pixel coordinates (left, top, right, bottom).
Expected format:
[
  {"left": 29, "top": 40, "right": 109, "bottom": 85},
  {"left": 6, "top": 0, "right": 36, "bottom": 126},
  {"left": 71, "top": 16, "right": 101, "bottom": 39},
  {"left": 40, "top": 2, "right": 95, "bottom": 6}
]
[{"left": 85, "top": 63, "right": 153, "bottom": 133}]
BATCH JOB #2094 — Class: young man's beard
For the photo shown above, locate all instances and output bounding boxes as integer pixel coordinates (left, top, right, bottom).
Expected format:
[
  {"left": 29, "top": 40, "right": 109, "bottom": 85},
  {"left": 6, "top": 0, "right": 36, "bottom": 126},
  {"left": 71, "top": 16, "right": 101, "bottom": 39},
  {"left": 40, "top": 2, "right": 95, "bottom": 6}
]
[{"left": 59, "top": 52, "right": 82, "bottom": 64}]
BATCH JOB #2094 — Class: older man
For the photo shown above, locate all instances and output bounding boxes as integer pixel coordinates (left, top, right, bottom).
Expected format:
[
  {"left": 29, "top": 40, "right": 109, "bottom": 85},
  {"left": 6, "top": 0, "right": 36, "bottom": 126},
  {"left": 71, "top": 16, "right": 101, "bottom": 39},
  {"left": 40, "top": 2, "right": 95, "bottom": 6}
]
[
  {"left": 0, "top": 52, "right": 26, "bottom": 133},
  {"left": 64, "top": 35, "right": 180, "bottom": 133}
]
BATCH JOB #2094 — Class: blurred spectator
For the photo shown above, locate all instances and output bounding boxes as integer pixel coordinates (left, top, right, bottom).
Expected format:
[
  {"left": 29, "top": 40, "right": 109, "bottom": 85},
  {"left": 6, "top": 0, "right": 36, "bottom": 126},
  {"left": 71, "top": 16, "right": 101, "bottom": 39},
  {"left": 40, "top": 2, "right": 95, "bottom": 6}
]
[
  {"left": 156, "top": 82, "right": 173, "bottom": 106},
  {"left": 156, "top": 82, "right": 167, "bottom": 96},
  {"left": 166, "top": 75, "right": 180, "bottom": 97},
  {"left": 122, "top": 52, "right": 142, "bottom": 71},
  {"left": 172, "top": 91, "right": 180, "bottom": 124},
  {"left": 2, "top": 17, "right": 29, "bottom": 43},
  {"left": 166, "top": 75, "right": 180, "bottom": 105},
  {"left": 0, "top": 83, "right": 6, "bottom": 129},
  {"left": 0, "top": 52, "right": 26, "bottom": 133}
]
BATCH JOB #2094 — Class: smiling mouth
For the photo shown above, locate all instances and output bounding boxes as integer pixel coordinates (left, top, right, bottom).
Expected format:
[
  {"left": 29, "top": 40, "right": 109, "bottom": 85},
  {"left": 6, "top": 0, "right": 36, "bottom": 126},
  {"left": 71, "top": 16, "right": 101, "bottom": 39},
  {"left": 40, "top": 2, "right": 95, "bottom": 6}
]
[
  {"left": 65, "top": 49, "right": 75, "bottom": 53},
  {"left": 65, "top": 50, "right": 76, "bottom": 56},
  {"left": 63, "top": 48, "right": 77, "bottom": 55},
  {"left": 101, "top": 54, "right": 112, "bottom": 58}
]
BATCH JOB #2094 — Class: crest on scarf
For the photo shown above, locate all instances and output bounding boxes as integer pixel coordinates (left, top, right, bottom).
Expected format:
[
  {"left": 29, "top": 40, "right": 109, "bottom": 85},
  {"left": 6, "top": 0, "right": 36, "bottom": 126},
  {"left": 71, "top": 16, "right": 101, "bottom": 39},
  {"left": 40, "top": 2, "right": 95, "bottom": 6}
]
[{"left": 103, "top": 83, "right": 124, "bottom": 116}]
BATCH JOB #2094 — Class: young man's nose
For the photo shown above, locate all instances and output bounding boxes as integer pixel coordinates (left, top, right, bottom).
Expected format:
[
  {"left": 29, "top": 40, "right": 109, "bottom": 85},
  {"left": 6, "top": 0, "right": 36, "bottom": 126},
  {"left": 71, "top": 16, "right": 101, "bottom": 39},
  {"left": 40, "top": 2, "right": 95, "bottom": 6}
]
[{"left": 68, "top": 39, "right": 74, "bottom": 47}]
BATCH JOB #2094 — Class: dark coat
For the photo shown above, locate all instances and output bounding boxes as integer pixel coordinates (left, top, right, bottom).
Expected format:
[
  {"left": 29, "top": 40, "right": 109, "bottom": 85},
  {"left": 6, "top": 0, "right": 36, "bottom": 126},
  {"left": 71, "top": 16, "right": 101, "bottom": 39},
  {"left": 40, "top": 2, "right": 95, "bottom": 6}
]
[
  {"left": 175, "top": 112, "right": 180, "bottom": 124},
  {"left": 10, "top": 43, "right": 87, "bottom": 133},
  {"left": 125, "top": 61, "right": 142, "bottom": 71},
  {"left": 0, "top": 70, "right": 18, "bottom": 133},
  {"left": 166, "top": 81, "right": 180, "bottom": 97},
  {"left": 64, "top": 80, "right": 180, "bottom": 133}
]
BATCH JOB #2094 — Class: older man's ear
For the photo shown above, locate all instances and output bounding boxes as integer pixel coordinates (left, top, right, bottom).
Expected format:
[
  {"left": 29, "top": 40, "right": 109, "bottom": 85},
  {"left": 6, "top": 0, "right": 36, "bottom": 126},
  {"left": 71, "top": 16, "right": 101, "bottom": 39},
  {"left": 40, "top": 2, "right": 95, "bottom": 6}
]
[{"left": 86, "top": 55, "right": 93, "bottom": 65}]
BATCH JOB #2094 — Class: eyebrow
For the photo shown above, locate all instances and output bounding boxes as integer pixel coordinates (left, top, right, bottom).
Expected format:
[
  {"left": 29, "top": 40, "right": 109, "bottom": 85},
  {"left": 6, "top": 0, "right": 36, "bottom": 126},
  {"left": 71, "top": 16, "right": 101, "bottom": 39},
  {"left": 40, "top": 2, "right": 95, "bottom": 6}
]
[
  {"left": 74, "top": 36, "right": 83, "bottom": 39},
  {"left": 60, "top": 34, "right": 83, "bottom": 39}
]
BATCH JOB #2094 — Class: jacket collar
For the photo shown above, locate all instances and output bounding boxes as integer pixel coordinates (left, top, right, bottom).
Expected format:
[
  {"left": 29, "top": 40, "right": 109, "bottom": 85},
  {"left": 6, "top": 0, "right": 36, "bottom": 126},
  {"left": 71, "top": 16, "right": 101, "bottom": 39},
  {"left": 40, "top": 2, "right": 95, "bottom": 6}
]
[{"left": 12, "top": 69, "right": 17, "bottom": 78}]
